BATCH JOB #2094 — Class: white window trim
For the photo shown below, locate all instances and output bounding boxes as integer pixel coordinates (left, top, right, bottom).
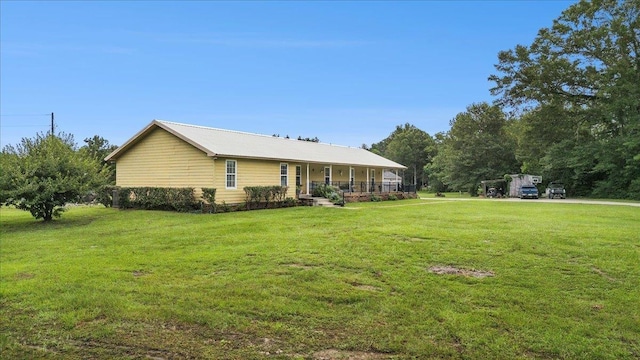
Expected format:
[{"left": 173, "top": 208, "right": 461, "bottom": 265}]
[
  {"left": 280, "top": 163, "right": 289, "bottom": 187},
  {"left": 226, "top": 159, "right": 237, "bottom": 189},
  {"left": 296, "top": 165, "right": 302, "bottom": 187}
]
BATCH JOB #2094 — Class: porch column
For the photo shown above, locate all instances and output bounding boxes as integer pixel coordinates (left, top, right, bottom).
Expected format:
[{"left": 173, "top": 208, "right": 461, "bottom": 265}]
[
  {"left": 306, "top": 163, "right": 310, "bottom": 195},
  {"left": 366, "top": 167, "right": 370, "bottom": 192},
  {"left": 349, "top": 166, "right": 354, "bottom": 192},
  {"left": 329, "top": 165, "right": 332, "bottom": 184}
]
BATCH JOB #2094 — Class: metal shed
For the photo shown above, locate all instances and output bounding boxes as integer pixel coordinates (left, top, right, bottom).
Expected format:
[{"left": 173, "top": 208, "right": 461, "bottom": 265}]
[{"left": 508, "top": 174, "right": 542, "bottom": 197}]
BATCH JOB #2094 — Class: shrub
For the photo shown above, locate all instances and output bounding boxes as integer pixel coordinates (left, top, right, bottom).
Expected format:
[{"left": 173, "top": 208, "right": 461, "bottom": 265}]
[
  {"left": 312, "top": 184, "right": 337, "bottom": 198},
  {"left": 388, "top": 194, "right": 398, "bottom": 201},
  {"left": 243, "top": 186, "right": 289, "bottom": 209},
  {"left": 117, "top": 187, "right": 197, "bottom": 212},
  {"left": 201, "top": 188, "right": 216, "bottom": 204},
  {"left": 96, "top": 185, "right": 118, "bottom": 208},
  {"left": 370, "top": 194, "right": 382, "bottom": 202},
  {"left": 201, "top": 188, "right": 217, "bottom": 213}
]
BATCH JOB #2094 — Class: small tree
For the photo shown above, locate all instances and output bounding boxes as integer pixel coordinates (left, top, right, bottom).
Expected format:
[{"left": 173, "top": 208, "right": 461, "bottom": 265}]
[
  {"left": 79, "top": 135, "right": 118, "bottom": 184},
  {"left": 0, "top": 133, "right": 100, "bottom": 221}
]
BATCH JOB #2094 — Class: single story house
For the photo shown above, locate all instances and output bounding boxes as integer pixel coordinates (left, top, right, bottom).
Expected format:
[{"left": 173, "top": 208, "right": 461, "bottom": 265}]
[{"left": 105, "top": 120, "right": 407, "bottom": 204}]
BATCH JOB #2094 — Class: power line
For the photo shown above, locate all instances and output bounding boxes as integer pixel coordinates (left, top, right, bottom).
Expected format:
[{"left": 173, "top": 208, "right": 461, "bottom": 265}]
[
  {"left": 0, "top": 125, "right": 50, "bottom": 128},
  {"left": 0, "top": 112, "right": 55, "bottom": 134},
  {"left": 0, "top": 114, "right": 51, "bottom": 117}
]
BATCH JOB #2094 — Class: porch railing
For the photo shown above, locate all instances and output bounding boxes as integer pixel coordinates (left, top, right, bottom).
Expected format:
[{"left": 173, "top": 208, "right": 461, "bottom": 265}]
[{"left": 310, "top": 181, "right": 416, "bottom": 194}]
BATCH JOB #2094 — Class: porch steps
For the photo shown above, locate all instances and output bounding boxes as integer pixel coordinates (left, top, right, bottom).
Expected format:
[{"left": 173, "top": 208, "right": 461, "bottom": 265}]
[{"left": 300, "top": 195, "right": 338, "bottom": 207}]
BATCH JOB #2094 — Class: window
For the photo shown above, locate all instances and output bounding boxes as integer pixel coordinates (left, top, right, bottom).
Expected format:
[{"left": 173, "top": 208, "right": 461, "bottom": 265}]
[
  {"left": 280, "top": 163, "right": 288, "bottom": 187},
  {"left": 324, "top": 166, "right": 331, "bottom": 184},
  {"left": 296, "top": 165, "right": 302, "bottom": 187},
  {"left": 226, "top": 160, "right": 237, "bottom": 189},
  {"left": 350, "top": 167, "right": 355, "bottom": 186}
]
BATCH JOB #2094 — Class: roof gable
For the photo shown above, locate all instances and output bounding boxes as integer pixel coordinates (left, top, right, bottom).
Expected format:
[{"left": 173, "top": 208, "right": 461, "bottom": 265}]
[{"left": 106, "top": 120, "right": 406, "bottom": 169}]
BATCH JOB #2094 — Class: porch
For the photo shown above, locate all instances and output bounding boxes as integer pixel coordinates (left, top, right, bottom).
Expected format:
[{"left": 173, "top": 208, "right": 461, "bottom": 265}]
[{"left": 310, "top": 181, "right": 417, "bottom": 194}]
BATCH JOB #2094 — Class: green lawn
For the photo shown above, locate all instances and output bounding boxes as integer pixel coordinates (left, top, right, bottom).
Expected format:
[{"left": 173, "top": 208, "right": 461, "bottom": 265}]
[{"left": 1, "top": 200, "right": 639, "bottom": 359}]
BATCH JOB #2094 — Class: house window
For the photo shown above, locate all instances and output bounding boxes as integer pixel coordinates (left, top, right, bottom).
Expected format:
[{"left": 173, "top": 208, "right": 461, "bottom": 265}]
[
  {"left": 296, "top": 165, "right": 302, "bottom": 187},
  {"left": 280, "top": 163, "right": 288, "bottom": 187},
  {"left": 226, "top": 160, "right": 237, "bottom": 189},
  {"left": 350, "top": 167, "right": 355, "bottom": 186},
  {"left": 324, "top": 166, "right": 331, "bottom": 184}
]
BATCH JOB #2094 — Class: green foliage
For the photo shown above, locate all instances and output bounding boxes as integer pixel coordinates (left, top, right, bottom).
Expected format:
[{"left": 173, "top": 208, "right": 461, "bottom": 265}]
[
  {"left": 79, "top": 135, "right": 118, "bottom": 185},
  {"left": 95, "top": 185, "right": 119, "bottom": 208},
  {"left": 430, "top": 103, "right": 519, "bottom": 196},
  {"left": 218, "top": 200, "right": 231, "bottom": 213},
  {"left": 283, "top": 197, "right": 297, "bottom": 207},
  {"left": 490, "top": 0, "right": 640, "bottom": 199},
  {"left": 369, "top": 123, "right": 435, "bottom": 188},
  {"left": 201, "top": 188, "right": 217, "bottom": 213},
  {"left": 312, "top": 184, "right": 342, "bottom": 204},
  {"left": 388, "top": 193, "right": 398, "bottom": 201},
  {"left": 0, "top": 133, "right": 101, "bottom": 221},
  {"left": 243, "top": 186, "right": 289, "bottom": 209},
  {"left": 370, "top": 193, "right": 382, "bottom": 202},
  {"left": 201, "top": 188, "right": 217, "bottom": 204},
  {"left": 312, "top": 183, "right": 335, "bottom": 198},
  {"left": 117, "top": 187, "right": 197, "bottom": 212}
]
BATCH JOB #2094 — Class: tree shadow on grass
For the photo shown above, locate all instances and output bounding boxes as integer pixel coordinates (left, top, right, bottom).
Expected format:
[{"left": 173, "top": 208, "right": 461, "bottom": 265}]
[{"left": 0, "top": 214, "right": 99, "bottom": 235}]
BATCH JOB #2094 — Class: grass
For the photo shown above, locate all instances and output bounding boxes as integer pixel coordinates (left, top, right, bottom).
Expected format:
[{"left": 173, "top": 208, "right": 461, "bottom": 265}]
[
  {"left": 1, "top": 200, "right": 639, "bottom": 359},
  {"left": 418, "top": 191, "right": 472, "bottom": 198}
]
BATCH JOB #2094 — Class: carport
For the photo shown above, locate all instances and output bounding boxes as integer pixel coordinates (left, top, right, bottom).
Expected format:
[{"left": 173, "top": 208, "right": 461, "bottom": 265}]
[{"left": 480, "top": 179, "right": 507, "bottom": 198}]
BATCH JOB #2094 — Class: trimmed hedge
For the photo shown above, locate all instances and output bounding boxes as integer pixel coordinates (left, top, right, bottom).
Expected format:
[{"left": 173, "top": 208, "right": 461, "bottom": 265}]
[
  {"left": 96, "top": 185, "right": 118, "bottom": 208},
  {"left": 118, "top": 187, "right": 198, "bottom": 212},
  {"left": 243, "top": 186, "right": 289, "bottom": 209},
  {"left": 102, "top": 186, "right": 297, "bottom": 213}
]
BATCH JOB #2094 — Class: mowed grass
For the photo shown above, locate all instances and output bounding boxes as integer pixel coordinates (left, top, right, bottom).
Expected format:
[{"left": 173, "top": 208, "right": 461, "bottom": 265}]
[{"left": 1, "top": 199, "right": 639, "bottom": 359}]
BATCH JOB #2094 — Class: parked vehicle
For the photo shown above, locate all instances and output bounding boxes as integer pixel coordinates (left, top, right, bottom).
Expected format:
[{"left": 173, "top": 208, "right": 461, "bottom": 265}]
[
  {"left": 519, "top": 185, "right": 539, "bottom": 199},
  {"left": 485, "top": 187, "right": 504, "bottom": 198},
  {"left": 545, "top": 182, "right": 566, "bottom": 199}
]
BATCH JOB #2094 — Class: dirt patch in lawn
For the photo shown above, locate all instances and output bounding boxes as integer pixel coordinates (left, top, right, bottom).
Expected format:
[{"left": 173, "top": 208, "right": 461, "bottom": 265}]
[
  {"left": 353, "top": 284, "right": 381, "bottom": 292},
  {"left": 428, "top": 266, "right": 494, "bottom": 278},
  {"left": 14, "top": 272, "right": 35, "bottom": 280},
  {"left": 313, "top": 349, "right": 391, "bottom": 359},
  {"left": 591, "top": 266, "right": 616, "bottom": 282}
]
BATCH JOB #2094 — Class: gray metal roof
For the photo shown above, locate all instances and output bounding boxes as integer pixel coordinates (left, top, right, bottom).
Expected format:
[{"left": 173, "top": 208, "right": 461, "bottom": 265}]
[{"left": 106, "top": 120, "right": 406, "bottom": 169}]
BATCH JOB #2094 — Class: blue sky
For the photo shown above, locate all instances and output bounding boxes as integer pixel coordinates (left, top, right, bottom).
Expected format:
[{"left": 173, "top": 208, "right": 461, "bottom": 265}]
[{"left": 1, "top": 1, "right": 576, "bottom": 149}]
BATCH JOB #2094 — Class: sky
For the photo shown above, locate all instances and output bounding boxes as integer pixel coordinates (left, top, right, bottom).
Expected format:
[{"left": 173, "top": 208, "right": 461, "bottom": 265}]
[{"left": 1, "top": 1, "right": 578, "bottom": 149}]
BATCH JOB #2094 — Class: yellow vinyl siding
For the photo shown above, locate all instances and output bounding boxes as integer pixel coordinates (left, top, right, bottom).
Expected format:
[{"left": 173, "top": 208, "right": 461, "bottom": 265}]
[
  {"left": 215, "top": 158, "right": 294, "bottom": 203},
  {"left": 115, "top": 128, "right": 214, "bottom": 198},
  {"left": 114, "top": 126, "right": 394, "bottom": 205},
  {"left": 332, "top": 165, "right": 350, "bottom": 183}
]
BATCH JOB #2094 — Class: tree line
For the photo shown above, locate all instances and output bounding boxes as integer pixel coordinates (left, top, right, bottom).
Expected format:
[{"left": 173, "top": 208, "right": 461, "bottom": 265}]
[{"left": 369, "top": 0, "right": 639, "bottom": 199}]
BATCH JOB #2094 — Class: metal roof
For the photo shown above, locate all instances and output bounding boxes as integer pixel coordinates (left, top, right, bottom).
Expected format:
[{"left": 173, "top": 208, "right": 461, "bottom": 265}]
[{"left": 105, "top": 120, "right": 407, "bottom": 169}]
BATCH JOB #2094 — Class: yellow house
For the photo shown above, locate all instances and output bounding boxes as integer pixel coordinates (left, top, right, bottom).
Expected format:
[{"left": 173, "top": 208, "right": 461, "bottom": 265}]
[{"left": 105, "top": 120, "right": 407, "bottom": 204}]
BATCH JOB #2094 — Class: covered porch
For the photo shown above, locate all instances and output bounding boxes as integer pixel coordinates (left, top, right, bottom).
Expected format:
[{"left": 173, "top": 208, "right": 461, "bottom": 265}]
[{"left": 292, "top": 163, "right": 414, "bottom": 197}]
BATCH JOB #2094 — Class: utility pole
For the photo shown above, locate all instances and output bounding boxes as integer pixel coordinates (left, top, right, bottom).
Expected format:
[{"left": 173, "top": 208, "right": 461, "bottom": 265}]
[{"left": 50, "top": 112, "right": 55, "bottom": 135}]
